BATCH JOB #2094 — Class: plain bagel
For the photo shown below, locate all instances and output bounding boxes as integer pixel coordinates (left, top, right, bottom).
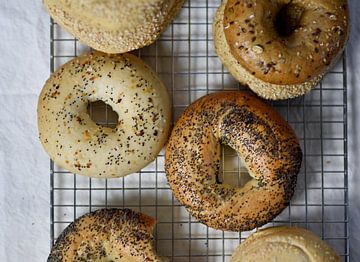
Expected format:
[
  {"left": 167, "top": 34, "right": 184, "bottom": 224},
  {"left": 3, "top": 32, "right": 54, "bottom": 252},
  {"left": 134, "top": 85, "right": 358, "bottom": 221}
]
[
  {"left": 44, "top": 0, "right": 185, "bottom": 53},
  {"left": 38, "top": 51, "right": 171, "bottom": 178},
  {"left": 231, "top": 226, "right": 340, "bottom": 262},
  {"left": 165, "top": 91, "right": 302, "bottom": 231},
  {"left": 48, "top": 208, "right": 165, "bottom": 261},
  {"left": 213, "top": 0, "right": 349, "bottom": 100}
]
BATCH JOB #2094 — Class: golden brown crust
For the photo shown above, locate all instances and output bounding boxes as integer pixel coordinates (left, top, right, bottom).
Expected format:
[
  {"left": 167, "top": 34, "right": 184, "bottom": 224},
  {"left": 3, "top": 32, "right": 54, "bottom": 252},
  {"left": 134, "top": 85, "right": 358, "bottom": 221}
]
[
  {"left": 38, "top": 51, "right": 171, "bottom": 178},
  {"left": 48, "top": 209, "right": 162, "bottom": 262},
  {"left": 165, "top": 91, "right": 302, "bottom": 231},
  {"left": 224, "top": 0, "right": 349, "bottom": 85},
  {"left": 213, "top": 0, "right": 349, "bottom": 100},
  {"left": 44, "top": 0, "right": 185, "bottom": 53},
  {"left": 231, "top": 226, "right": 340, "bottom": 262}
]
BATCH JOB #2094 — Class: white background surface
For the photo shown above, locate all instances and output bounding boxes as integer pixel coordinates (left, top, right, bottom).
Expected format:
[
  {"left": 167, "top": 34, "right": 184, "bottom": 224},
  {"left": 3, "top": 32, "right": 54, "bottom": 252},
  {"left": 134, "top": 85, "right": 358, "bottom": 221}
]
[{"left": 0, "top": 0, "right": 359, "bottom": 261}]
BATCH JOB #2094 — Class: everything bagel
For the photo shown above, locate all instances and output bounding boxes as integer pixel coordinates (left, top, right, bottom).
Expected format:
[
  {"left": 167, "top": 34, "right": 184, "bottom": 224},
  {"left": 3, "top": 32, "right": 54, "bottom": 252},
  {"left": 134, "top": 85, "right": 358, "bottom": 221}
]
[
  {"left": 38, "top": 51, "right": 171, "bottom": 178},
  {"left": 165, "top": 91, "right": 302, "bottom": 231},
  {"left": 214, "top": 0, "right": 349, "bottom": 100}
]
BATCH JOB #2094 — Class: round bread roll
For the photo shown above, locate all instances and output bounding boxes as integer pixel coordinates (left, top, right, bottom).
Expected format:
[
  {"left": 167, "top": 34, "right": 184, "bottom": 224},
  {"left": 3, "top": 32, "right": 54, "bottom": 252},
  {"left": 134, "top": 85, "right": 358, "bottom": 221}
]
[
  {"left": 38, "top": 51, "right": 171, "bottom": 178},
  {"left": 48, "top": 208, "right": 165, "bottom": 261},
  {"left": 165, "top": 91, "right": 302, "bottom": 231},
  {"left": 44, "top": 0, "right": 184, "bottom": 53},
  {"left": 213, "top": 0, "right": 349, "bottom": 100},
  {"left": 231, "top": 226, "right": 340, "bottom": 262}
]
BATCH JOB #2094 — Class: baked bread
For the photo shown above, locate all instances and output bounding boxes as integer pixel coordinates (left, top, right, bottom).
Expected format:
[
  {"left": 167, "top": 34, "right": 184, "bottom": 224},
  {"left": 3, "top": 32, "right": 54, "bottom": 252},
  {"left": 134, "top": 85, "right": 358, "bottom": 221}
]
[
  {"left": 44, "top": 0, "right": 185, "bottom": 53},
  {"left": 231, "top": 226, "right": 340, "bottom": 262},
  {"left": 213, "top": 0, "right": 349, "bottom": 100},
  {"left": 48, "top": 209, "right": 165, "bottom": 261},
  {"left": 38, "top": 51, "right": 171, "bottom": 178},
  {"left": 165, "top": 91, "right": 302, "bottom": 231}
]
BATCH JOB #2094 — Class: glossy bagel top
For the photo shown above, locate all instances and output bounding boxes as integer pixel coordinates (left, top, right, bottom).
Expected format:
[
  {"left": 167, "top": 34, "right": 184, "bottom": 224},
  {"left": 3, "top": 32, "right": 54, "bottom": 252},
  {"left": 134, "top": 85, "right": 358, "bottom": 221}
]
[{"left": 223, "top": 0, "right": 349, "bottom": 85}]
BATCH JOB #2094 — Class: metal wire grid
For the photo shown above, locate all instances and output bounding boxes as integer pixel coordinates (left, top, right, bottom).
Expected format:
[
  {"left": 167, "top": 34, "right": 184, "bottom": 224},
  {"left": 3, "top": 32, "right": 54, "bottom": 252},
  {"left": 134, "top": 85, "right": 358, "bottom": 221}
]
[{"left": 49, "top": 1, "right": 349, "bottom": 261}]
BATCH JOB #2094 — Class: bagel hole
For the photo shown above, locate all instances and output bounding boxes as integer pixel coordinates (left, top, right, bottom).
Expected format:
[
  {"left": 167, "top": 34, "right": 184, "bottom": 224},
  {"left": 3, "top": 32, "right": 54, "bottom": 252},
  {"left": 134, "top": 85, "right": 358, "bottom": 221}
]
[
  {"left": 275, "top": 3, "right": 304, "bottom": 37},
  {"left": 217, "top": 145, "right": 252, "bottom": 187},
  {"left": 87, "top": 100, "right": 118, "bottom": 129}
]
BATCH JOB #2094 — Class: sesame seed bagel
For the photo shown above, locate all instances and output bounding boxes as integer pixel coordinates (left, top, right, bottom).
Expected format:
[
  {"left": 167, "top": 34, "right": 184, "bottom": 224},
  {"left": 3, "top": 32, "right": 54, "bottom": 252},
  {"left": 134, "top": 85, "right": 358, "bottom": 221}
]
[
  {"left": 48, "top": 208, "right": 165, "bottom": 262},
  {"left": 213, "top": 0, "right": 349, "bottom": 100},
  {"left": 44, "top": 0, "right": 185, "bottom": 53},
  {"left": 231, "top": 226, "right": 340, "bottom": 262},
  {"left": 165, "top": 91, "right": 302, "bottom": 231},
  {"left": 38, "top": 51, "right": 171, "bottom": 178}
]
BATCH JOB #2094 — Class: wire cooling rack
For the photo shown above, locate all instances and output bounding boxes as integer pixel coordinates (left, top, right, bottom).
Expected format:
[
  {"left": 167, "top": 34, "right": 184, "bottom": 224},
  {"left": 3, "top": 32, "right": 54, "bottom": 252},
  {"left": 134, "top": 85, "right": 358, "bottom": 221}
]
[{"left": 49, "top": 1, "right": 349, "bottom": 261}]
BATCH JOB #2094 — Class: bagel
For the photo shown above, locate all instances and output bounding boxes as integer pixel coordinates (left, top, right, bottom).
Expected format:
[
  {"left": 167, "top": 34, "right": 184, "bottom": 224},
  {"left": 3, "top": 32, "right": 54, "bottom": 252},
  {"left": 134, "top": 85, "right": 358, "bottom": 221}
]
[
  {"left": 44, "top": 0, "right": 184, "bottom": 54},
  {"left": 213, "top": 0, "right": 349, "bottom": 100},
  {"left": 48, "top": 208, "right": 164, "bottom": 261},
  {"left": 231, "top": 226, "right": 340, "bottom": 262},
  {"left": 38, "top": 51, "right": 171, "bottom": 178},
  {"left": 165, "top": 91, "right": 302, "bottom": 231}
]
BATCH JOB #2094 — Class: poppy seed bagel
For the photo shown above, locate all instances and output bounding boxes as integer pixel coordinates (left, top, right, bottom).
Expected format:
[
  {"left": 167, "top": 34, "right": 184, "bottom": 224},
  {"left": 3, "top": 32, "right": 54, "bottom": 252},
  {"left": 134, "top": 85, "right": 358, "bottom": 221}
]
[
  {"left": 165, "top": 91, "right": 302, "bottom": 231},
  {"left": 48, "top": 209, "right": 165, "bottom": 261}
]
